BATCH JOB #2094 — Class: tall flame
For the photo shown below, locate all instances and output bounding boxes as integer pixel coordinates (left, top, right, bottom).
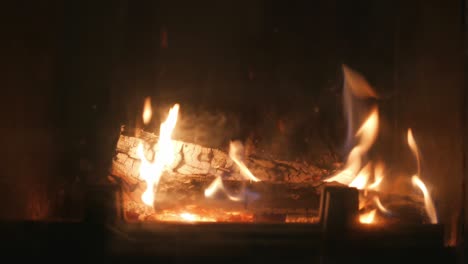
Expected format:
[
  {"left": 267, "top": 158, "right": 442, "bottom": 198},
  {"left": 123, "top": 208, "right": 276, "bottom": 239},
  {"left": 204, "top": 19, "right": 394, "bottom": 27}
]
[
  {"left": 407, "top": 129, "right": 438, "bottom": 224},
  {"left": 342, "top": 64, "right": 379, "bottom": 152},
  {"left": 325, "top": 108, "right": 379, "bottom": 185},
  {"left": 407, "top": 129, "right": 421, "bottom": 177},
  {"left": 142, "top": 97, "right": 152, "bottom": 125},
  {"left": 138, "top": 103, "right": 180, "bottom": 206},
  {"left": 349, "top": 163, "right": 371, "bottom": 190},
  {"left": 368, "top": 162, "right": 385, "bottom": 190},
  {"left": 412, "top": 175, "right": 438, "bottom": 224}
]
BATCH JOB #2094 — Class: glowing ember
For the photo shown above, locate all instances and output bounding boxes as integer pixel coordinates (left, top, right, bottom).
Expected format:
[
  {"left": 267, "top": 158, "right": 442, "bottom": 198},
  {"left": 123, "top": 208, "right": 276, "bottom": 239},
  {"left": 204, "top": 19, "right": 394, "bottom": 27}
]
[
  {"left": 412, "top": 176, "right": 438, "bottom": 224},
  {"left": 359, "top": 209, "right": 376, "bottom": 224},
  {"left": 142, "top": 97, "right": 152, "bottom": 125},
  {"left": 138, "top": 103, "right": 180, "bottom": 206}
]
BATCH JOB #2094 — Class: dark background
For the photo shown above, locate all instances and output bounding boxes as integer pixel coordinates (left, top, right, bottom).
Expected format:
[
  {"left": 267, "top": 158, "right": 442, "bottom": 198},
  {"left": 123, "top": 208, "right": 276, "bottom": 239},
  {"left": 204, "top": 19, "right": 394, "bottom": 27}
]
[{"left": 0, "top": 0, "right": 465, "bottom": 245}]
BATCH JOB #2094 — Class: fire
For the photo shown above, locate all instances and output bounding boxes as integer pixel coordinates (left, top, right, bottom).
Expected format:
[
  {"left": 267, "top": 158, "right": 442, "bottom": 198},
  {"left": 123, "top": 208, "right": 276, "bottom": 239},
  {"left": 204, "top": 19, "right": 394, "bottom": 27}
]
[
  {"left": 407, "top": 129, "right": 438, "bottom": 224},
  {"left": 142, "top": 97, "right": 152, "bottom": 125},
  {"left": 138, "top": 103, "right": 180, "bottom": 206},
  {"left": 359, "top": 209, "right": 376, "bottom": 224},
  {"left": 349, "top": 162, "right": 371, "bottom": 190},
  {"left": 407, "top": 129, "right": 421, "bottom": 176},
  {"left": 229, "top": 141, "right": 261, "bottom": 182},
  {"left": 412, "top": 176, "right": 438, "bottom": 224},
  {"left": 204, "top": 141, "right": 259, "bottom": 202},
  {"left": 325, "top": 107, "right": 379, "bottom": 186},
  {"left": 373, "top": 196, "right": 391, "bottom": 215},
  {"left": 368, "top": 162, "right": 385, "bottom": 190},
  {"left": 204, "top": 176, "right": 242, "bottom": 201}
]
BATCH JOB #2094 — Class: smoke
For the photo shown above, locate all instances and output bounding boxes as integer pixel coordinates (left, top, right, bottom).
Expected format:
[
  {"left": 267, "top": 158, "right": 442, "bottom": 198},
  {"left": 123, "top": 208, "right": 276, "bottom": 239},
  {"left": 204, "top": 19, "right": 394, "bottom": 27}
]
[{"left": 173, "top": 109, "right": 242, "bottom": 149}]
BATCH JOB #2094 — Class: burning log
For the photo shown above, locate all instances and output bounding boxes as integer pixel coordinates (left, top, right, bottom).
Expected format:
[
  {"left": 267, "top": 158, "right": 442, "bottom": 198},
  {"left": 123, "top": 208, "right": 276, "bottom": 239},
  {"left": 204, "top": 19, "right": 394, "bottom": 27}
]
[
  {"left": 109, "top": 127, "right": 333, "bottom": 221},
  {"left": 111, "top": 127, "right": 332, "bottom": 185},
  {"left": 109, "top": 127, "right": 429, "bottom": 224}
]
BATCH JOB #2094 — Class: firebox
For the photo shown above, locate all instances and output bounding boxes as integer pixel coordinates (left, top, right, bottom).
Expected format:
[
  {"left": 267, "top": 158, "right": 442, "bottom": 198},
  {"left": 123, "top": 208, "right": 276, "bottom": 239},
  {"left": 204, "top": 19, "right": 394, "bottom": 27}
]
[{"left": 1, "top": 0, "right": 466, "bottom": 263}]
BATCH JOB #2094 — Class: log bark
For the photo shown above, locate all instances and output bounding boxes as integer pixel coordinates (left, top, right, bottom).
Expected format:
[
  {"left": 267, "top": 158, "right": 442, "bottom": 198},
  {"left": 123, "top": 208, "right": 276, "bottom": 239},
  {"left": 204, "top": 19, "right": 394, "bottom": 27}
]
[{"left": 111, "top": 127, "right": 334, "bottom": 186}]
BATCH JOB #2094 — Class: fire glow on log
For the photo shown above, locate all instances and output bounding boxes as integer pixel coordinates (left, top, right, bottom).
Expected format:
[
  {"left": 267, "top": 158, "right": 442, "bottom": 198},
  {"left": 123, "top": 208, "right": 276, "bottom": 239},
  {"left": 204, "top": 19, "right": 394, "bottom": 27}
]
[{"left": 109, "top": 65, "right": 438, "bottom": 226}]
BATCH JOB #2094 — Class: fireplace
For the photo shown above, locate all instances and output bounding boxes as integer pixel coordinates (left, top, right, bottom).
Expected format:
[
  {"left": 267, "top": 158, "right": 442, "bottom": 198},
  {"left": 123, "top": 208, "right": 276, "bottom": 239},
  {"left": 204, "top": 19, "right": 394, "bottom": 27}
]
[{"left": 1, "top": 0, "right": 466, "bottom": 262}]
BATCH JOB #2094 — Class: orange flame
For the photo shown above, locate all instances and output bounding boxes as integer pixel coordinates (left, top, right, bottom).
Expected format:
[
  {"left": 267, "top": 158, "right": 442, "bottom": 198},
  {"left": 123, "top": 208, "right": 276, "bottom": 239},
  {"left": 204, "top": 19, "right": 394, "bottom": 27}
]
[
  {"left": 412, "top": 175, "right": 438, "bottom": 224},
  {"left": 349, "top": 163, "right": 371, "bottom": 190},
  {"left": 359, "top": 209, "right": 376, "bottom": 224},
  {"left": 373, "top": 196, "right": 391, "bottom": 215},
  {"left": 407, "top": 129, "right": 438, "bottom": 224},
  {"left": 368, "top": 162, "right": 385, "bottom": 190},
  {"left": 325, "top": 108, "right": 379, "bottom": 186},
  {"left": 138, "top": 103, "right": 180, "bottom": 206},
  {"left": 142, "top": 97, "right": 152, "bottom": 125},
  {"left": 204, "top": 141, "right": 259, "bottom": 202},
  {"left": 229, "top": 141, "right": 260, "bottom": 182},
  {"left": 407, "top": 129, "right": 421, "bottom": 177}
]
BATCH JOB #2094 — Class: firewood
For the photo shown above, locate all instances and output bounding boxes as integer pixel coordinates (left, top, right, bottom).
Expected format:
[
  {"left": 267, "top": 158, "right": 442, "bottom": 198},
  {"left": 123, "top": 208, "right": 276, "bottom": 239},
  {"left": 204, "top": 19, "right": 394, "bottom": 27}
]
[
  {"left": 111, "top": 127, "right": 333, "bottom": 186},
  {"left": 109, "top": 127, "right": 429, "bottom": 223}
]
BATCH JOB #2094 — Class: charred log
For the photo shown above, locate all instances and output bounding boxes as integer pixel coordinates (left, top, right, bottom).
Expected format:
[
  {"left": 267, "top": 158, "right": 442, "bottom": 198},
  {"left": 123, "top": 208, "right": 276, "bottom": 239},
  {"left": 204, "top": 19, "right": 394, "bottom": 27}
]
[
  {"left": 109, "top": 127, "right": 429, "bottom": 224},
  {"left": 111, "top": 127, "right": 333, "bottom": 185}
]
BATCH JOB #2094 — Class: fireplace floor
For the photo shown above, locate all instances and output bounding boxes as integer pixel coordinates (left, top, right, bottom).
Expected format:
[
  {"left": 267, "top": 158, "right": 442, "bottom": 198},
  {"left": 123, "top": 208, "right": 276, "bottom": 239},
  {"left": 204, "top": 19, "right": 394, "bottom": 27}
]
[{"left": 0, "top": 221, "right": 457, "bottom": 264}]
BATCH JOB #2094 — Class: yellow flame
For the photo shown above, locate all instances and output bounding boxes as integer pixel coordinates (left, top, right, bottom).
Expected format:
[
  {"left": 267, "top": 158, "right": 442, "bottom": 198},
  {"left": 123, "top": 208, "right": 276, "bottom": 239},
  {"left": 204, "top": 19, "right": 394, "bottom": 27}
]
[
  {"left": 349, "top": 163, "right": 371, "bottom": 190},
  {"left": 325, "top": 108, "right": 379, "bottom": 185},
  {"left": 359, "top": 209, "right": 376, "bottom": 224},
  {"left": 142, "top": 97, "right": 152, "bottom": 125},
  {"left": 368, "top": 162, "right": 385, "bottom": 190},
  {"left": 407, "top": 129, "right": 421, "bottom": 177},
  {"left": 204, "top": 176, "right": 242, "bottom": 201},
  {"left": 373, "top": 196, "right": 391, "bottom": 215},
  {"left": 355, "top": 108, "right": 379, "bottom": 152},
  {"left": 138, "top": 103, "right": 180, "bottom": 206},
  {"left": 229, "top": 141, "right": 260, "bottom": 182},
  {"left": 412, "top": 175, "right": 438, "bottom": 224}
]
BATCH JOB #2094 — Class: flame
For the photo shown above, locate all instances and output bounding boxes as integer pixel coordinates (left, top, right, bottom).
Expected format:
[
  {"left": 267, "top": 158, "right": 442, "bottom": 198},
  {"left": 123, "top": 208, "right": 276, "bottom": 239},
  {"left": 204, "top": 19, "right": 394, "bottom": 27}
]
[
  {"left": 138, "top": 103, "right": 180, "bottom": 206},
  {"left": 204, "top": 176, "right": 242, "bottom": 201},
  {"left": 325, "top": 108, "right": 379, "bottom": 185},
  {"left": 359, "top": 209, "right": 376, "bottom": 224},
  {"left": 368, "top": 162, "right": 385, "bottom": 190},
  {"left": 229, "top": 141, "right": 260, "bottom": 182},
  {"left": 204, "top": 141, "right": 259, "bottom": 202},
  {"left": 142, "top": 97, "right": 152, "bottom": 125},
  {"left": 179, "top": 212, "right": 197, "bottom": 222},
  {"left": 342, "top": 64, "right": 379, "bottom": 99},
  {"left": 373, "top": 196, "right": 391, "bottom": 215},
  {"left": 407, "top": 129, "right": 421, "bottom": 177},
  {"left": 407, "top": 129, "right": 438, "bottom": 224},
  {"left": 412, "top": 176, "right": 438, "bottom": 224},
  {"left": 349, "top": 163, "right": 371, "bottom": 190}
]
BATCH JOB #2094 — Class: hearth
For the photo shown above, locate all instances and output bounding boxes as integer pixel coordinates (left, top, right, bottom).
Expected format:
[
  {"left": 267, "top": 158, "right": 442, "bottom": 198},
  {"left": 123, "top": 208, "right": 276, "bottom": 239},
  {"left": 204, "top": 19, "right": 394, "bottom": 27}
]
[{"left": 1, "top": 0, "right": 466, "bottom": 263}]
